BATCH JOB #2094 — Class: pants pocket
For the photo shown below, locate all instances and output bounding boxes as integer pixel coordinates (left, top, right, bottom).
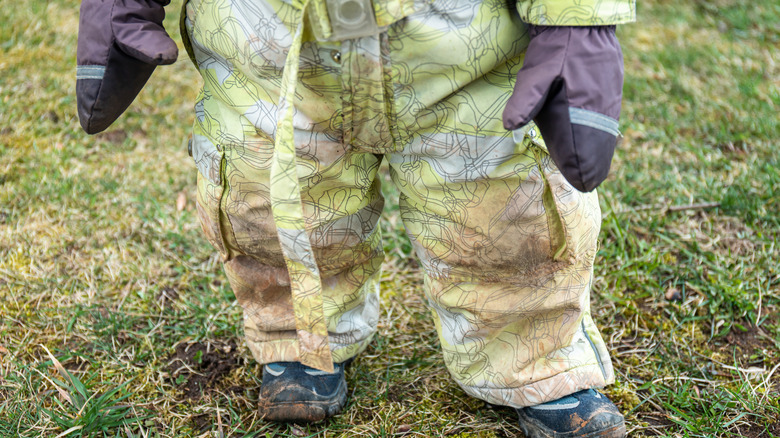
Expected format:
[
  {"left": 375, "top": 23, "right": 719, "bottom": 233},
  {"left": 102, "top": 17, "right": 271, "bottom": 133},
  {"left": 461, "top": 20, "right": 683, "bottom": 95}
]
[
  {"left": 531, "top": 145, "right": 572, "bottom": 263},
  {"left": 191, "top": 130, "right": 229, "bottom": 257},
  {"left": 526, "top": 128, "right": 601, "bottom": 265}
]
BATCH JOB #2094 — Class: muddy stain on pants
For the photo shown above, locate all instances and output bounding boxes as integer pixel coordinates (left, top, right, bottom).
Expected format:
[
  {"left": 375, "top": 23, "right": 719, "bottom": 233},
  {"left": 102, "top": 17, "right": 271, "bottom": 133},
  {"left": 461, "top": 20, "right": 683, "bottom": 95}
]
[{"left": 183, "top": 0, "right": 628, "bottom": 408}]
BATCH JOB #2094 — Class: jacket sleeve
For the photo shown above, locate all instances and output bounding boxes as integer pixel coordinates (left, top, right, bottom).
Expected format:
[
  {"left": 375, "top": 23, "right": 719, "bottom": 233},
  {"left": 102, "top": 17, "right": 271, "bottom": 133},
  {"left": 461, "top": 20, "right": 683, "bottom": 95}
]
[{"left": 515, "top": 0, "right": 636, "bottom": 26}]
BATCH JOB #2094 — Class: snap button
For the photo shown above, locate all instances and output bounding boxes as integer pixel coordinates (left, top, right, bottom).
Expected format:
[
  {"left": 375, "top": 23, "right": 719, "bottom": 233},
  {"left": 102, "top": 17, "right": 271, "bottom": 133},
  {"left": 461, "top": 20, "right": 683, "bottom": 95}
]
[
  {"left": 320, "top": 0, "right": 378, "bottom": 41},
  {"left": 528, "top": 129, "right": 536, "bottom": 138},
  {"left": 336, "top": 0, "right": 366, "bottom": 25},
  {"left": 330, "top": 50, "right": 341, "bottom": 63}
]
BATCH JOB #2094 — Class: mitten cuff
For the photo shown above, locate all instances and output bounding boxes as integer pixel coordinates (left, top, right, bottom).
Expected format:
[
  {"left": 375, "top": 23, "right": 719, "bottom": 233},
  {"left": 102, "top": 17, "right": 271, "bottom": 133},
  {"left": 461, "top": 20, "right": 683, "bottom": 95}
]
[{"left": 515, "top": 0, "right": 635, "bottom": 26}]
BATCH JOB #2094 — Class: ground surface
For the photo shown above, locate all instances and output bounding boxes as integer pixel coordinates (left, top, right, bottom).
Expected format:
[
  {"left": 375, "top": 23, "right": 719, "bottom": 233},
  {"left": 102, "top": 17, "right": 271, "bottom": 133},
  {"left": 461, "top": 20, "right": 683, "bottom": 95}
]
[{"left": 1, "top": 0, "right": 779, "bottom": 436}]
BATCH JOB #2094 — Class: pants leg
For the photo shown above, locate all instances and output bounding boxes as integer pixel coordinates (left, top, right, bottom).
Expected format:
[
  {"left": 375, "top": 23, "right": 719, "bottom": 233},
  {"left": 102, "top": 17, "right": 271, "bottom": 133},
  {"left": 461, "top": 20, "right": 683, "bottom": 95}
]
[
  {"left": 385, "top": 0, "right": 614, "bottom": 408},
  {"left": 184, "top": 0, "right": 383, "bottom": 364}
]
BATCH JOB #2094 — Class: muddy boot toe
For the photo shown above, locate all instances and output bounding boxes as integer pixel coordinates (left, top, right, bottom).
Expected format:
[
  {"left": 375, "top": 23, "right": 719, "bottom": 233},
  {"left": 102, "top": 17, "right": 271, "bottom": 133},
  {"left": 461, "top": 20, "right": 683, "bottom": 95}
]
[
  {"left": 257, "top": 361, "right": 348, "bottom": 423},
  {"left": 516, "top": 389, "right": 626, "bottom": 438}
]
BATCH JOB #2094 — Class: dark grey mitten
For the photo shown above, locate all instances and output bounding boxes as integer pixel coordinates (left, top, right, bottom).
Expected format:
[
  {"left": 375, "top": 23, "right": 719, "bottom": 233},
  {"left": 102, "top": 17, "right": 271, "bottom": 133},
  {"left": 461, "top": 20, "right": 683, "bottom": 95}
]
[
  {"left": 503, "top": 25, "right": 624, "bottom": 192},
  {"left": 76, "top": 0, "right": 178, "bottom": 134}
]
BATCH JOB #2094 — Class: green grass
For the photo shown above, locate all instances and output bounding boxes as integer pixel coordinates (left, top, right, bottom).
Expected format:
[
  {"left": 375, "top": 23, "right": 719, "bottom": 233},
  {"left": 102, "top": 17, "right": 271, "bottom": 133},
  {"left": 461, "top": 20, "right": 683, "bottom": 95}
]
[{"left": 1, "top": 0, "right": 779, "bottom": 436}]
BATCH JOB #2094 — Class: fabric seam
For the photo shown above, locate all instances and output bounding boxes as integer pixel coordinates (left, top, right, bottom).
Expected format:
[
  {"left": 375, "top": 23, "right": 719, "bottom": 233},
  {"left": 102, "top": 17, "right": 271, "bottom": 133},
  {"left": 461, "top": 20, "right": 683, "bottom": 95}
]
[{"left": 581, "top": 319, "right": 609, "bottom": 381}]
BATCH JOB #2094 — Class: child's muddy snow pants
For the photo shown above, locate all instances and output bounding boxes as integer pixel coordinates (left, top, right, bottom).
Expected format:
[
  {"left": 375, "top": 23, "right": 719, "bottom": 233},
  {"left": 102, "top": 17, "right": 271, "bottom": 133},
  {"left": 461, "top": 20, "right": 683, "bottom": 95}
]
[{"left": 183, "top": 0, "right": 634, "bottom": 408}]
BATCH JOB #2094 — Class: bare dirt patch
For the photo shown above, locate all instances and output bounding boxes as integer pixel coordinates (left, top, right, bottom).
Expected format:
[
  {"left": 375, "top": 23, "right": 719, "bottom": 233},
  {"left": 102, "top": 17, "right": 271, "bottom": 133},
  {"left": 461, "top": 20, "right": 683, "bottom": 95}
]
[
  {"left": 165, "top": 340, "right": 244, "bottom": 400},
  {"left": 714, "top": 312, "right": 779, "bottom": 360},
  {"left": 721, "top": 325, "right": 774, "bottom": 354},
  {"left": 639, "top": 413, "right": 677, "bottom": 435},
  {"left": 740, "top": 422, "right": 780, "bottom": 438},
  {"left": 387, "top": 383, "right": 422, "bottom": 403},
  {"left": 190, "top": 413, "right": 212, "bottom": 433}
]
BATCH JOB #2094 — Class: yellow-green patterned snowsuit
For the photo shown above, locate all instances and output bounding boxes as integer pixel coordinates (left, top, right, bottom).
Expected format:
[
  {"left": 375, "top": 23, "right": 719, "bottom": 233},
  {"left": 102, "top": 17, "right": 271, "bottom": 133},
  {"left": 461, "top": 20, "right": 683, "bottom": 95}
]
[{"left": 183, "top": 0, "right": 635, "bottom": 408}]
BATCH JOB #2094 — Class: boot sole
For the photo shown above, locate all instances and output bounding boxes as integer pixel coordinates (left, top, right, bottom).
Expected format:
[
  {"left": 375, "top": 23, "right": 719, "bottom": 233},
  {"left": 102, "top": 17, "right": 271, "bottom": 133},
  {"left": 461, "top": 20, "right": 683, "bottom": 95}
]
[{"left": 518, "top": 417, "right": 627, "bottom": 438}]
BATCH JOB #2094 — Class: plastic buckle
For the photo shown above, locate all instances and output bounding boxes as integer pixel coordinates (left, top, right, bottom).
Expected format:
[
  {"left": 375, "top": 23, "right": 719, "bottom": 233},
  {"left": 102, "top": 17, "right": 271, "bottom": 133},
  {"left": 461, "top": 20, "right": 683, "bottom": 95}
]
[{"left": 315, "top": 0, "right": 379, "bottom": 41}]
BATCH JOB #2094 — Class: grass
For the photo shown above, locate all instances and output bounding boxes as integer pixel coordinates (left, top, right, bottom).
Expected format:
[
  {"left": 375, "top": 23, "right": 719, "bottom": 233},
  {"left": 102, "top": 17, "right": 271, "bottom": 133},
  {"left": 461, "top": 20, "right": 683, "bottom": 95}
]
[{"left": 1, "top": 0, "right": 779, "bottom": 436}]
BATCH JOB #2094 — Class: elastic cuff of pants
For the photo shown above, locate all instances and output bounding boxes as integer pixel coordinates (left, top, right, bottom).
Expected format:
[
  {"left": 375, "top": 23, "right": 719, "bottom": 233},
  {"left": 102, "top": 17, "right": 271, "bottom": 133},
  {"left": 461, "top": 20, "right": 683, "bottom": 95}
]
[
  {"left": 455, "top": 363, "right": 614, "bottom": 409},
  {"left": 246, "top": 336, "right": 373, "bottom": 366}
]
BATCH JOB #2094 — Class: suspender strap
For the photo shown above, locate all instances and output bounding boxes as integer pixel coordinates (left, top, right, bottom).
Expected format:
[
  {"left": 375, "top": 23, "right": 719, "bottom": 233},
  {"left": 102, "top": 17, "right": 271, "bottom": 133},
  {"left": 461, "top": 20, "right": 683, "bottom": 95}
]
[
  {"left": 271, "top": 0, "right": 334, "bottom": 373},
  {"left": 271, "top": 0, "right": 419, "bottom": 372}
]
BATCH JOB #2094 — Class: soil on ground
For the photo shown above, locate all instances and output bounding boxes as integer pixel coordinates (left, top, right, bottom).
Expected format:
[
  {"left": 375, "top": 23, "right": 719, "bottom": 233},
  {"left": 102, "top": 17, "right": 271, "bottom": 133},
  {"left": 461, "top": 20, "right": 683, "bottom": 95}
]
[{"left": 165, "top": 339, "right": 244, "bottom": 400}]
